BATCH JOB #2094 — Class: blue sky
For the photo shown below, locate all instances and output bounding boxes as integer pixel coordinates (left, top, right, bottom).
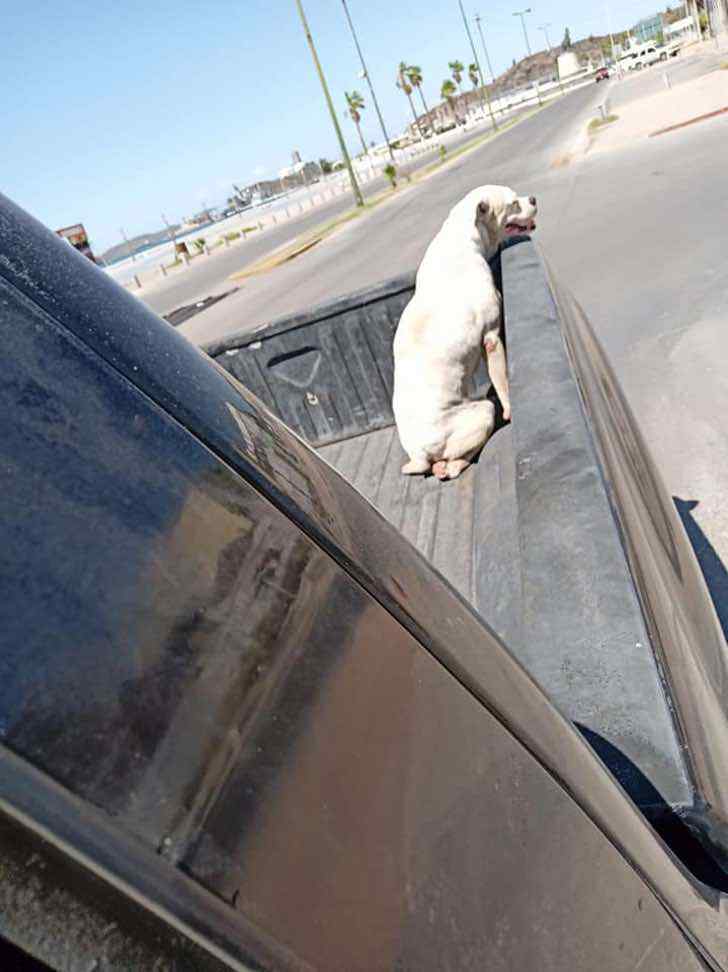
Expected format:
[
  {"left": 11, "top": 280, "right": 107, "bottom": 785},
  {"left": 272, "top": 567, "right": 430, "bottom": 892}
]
[{"left": 4, "top": 0, "right": 664, "bottom": 251}]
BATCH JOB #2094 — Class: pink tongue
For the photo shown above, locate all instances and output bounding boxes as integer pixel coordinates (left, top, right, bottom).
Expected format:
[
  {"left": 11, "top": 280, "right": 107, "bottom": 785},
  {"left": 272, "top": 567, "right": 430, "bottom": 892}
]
[{"left": 505, "top": 221, "right": 535, "bottom": 236}]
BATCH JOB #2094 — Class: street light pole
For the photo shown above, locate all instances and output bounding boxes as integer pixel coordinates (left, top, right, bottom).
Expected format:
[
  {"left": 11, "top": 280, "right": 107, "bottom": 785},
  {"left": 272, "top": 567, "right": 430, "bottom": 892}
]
[
  {"left": 161, "top": 212, "right": 177, "bottom": 251},
  {"left": 474, "top": 14, "right": 502, "bottom": 117},
  {"left": 538, "top": 23, "right": 552, "bottom": 52},
  {"left": 604, "top": 0, "right": 623, "bottom": 78},
  {"left": 294, "top": 0, "right": 364, "bottom": 207},
  {"left": 340, "top": 0, "right": 396, "bottom": 162},
  {"left": 474, "top": 14, "right": 496, "bottom": 81},
  {"left": 458, "top": 0, "right": 498, "bottom": 129},
  {"left": 513, "top": 8, "right": 533, "bottom": 57},
  {"left": 120, "top": 227, "right": 135, "bottom": 263}
]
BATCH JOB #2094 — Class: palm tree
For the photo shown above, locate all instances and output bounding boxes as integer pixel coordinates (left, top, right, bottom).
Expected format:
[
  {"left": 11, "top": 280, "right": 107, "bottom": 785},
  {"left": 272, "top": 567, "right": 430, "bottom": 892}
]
[
  {"left": 449, "top": 59, "right": 465, "bottom": 93},
  {"left": 405, "top": 64, "right": 431, "bottom": 128},
  {"left": 468, "top": 62, "right": 480, "bottom": 89},
  {"left": 397, "top": 61, "right": 425, "bottom": 140},
  {"left": 345, "top": 90, "right": 368, "bottom": 155},
  {"left": 441, "top": 79, "right": 461, "bottom": 125}
]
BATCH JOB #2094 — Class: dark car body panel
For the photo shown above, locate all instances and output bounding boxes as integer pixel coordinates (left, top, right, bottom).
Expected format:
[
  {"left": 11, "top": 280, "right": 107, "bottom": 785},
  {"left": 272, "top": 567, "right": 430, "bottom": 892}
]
[{"left": 1, "top": 193, "right": 728, "bottom": 969}]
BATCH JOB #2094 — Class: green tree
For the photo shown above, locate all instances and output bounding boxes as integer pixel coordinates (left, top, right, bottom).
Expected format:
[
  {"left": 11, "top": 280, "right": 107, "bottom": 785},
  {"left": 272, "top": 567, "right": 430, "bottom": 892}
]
[
  {"left": 441, "top": 79, "right": 461, "bottom": 124},
  {"left": 405, "top": 64, "right": 431, "bottom": 125},
  {"left": 344, "top": 90, "right": 368, "bottom": 155},
  {"left": 397, "top": 62, "right": 425, "bottom": 140},
  {"left": 449, "top": 59, "right": 465, "bottom": 92},
  {"left": 562, "top": 27, "right": 572, "bottom": 48},
  {"left": 468, "top": 62, "right": 480, "bottom": 88},
  {"left": 318, "top": 157, "right": 333, "bottom": 174},
  {"left": 384, "top": 163, "right": 397, "bottom": 188}
]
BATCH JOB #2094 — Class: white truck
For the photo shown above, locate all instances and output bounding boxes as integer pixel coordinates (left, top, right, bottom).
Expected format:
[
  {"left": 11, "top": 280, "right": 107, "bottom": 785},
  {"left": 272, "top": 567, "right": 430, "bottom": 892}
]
[{"left": 619, "top": 43, "right": 662, "bottom": 71}]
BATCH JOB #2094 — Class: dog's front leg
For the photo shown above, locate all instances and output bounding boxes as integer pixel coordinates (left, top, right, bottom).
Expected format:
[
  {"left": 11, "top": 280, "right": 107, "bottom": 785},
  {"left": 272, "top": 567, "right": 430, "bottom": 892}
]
[{"left": 484, "top": 332, "right": 511, "bottom": 422}]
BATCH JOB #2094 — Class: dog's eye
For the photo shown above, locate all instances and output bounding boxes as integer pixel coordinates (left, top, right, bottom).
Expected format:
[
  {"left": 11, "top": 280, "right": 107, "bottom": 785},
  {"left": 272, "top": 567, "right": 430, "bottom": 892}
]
[{"left": 511, "top": 200, "right": 521, "bottom": 213}]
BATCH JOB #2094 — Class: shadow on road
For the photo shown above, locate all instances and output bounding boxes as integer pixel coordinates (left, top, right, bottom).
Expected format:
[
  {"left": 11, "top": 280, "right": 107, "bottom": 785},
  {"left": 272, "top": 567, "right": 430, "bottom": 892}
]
[{"left": 674, "top": 497, "right": 728, "bottom": 642}]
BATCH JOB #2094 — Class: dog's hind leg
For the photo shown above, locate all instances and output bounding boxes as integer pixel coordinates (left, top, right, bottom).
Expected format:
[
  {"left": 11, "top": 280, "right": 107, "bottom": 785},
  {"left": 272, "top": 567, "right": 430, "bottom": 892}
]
[
  {"left": 484, "top": 332, "right": 511, "bottom": 422},
  {"left": 439, "top": 401, "right": 496, "bottom": 480}
]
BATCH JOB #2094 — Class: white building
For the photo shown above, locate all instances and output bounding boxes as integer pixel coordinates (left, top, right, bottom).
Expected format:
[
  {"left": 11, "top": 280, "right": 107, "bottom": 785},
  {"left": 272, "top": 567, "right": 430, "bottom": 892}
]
[
  {"left": 278, "top": 160, "right": 322, "bottom": 185},
  {"left": 665, "top": 14, "right": 698, "bottom": 40}
]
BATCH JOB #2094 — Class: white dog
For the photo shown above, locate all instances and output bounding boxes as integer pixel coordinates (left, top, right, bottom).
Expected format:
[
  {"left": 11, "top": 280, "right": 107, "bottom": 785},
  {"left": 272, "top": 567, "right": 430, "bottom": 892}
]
[{"left": 392, "top": 185, "right": 537, "bottom": 481}]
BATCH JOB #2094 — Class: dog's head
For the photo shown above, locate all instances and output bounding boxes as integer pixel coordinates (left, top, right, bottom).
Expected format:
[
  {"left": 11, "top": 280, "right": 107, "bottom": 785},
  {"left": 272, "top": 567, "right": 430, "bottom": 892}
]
[{"left": 467, "top": 185, "right": 538, "bottom": 252}]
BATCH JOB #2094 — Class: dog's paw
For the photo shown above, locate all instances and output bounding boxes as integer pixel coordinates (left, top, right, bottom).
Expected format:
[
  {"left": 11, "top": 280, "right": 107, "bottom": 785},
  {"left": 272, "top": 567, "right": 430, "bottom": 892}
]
[
  {"left": 402, "top": 459, "right": 431, "bottom": 476},
  {"left": 432, "top": 461, "right": 450, "bottom": 480},
  {"left": 446, "top": 459, "right": 471, "bottom": 480},
  {"left": 502, "top": 405, "right": 512, "bottom": 422}
]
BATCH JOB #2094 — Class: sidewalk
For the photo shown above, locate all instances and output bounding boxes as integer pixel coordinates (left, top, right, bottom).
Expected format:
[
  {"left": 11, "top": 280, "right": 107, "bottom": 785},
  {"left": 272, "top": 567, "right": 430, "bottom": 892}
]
[{"left": 588, "top": 57, "right": 728, "bottom": 154}]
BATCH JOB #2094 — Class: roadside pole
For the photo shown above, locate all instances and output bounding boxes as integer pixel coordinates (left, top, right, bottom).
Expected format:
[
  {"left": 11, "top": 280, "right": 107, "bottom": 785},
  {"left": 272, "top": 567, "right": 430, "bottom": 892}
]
[
  {"left": 458, "top": 0, "right": 498, "bottom": 130},
  {"left": 340, "top": 0, "right": 396, "bottom": 162},
  {"left": 475, "top": 15, "right": 507, "bottom": 110},
  {"left": 605, "top": 0, "right": 623, "bottom": 80},
  {"left": 294, "top": 0, "right": 364, "bottom": 207},
  {"left": 161, "top": 212, "right": 177, "bottom": 259},
  {"left": 120, "top": 227, "right": 135, "bottom": 263}
]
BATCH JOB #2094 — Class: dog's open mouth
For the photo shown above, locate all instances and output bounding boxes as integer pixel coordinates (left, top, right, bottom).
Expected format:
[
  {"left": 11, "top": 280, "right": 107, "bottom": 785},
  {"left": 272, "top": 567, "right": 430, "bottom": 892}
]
[{"left": 505, "top": 218, "right": 537, "bottom": 237}]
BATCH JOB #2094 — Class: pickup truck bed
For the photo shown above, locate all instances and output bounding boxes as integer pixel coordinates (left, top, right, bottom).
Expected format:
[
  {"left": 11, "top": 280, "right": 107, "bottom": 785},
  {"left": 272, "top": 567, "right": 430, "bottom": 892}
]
[
  {"left": 207, "top": 238, "right": 728, "bottom": 830},
  {"left": 205, "top": 263, "right": 522, "bottom": 647}
]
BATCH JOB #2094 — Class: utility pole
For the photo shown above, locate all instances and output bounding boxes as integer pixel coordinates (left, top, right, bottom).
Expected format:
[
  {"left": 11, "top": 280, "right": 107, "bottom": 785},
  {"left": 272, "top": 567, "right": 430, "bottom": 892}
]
[
  {"left": 474, "top": 14, "right": 502, "bottom": 117},
  {"left": 294, "top": 0, "right": 364, "bottom": 207},
  {"left": 538, "top": 22, "right": 552, "bottom": 52},
  {"left": 161, "top": 212, "right": 177, "bottom": 251},
  {"left": 458, "top": 0, "right": 498, "bottom": 130},
  {"left": 604, "top": 0, "right": 623, "bottom": 78},
  {"left": 340, "top": 0, "right": 396, "bottom": 162},
  {"left": 474, "top": 14, "right": 496, "bottom": 81},
  {"left": 120, "top": 227, "right": 135, "bottom": 263},
  {"left": 513, "top": 8, "right": 533, "bottom": 57}
]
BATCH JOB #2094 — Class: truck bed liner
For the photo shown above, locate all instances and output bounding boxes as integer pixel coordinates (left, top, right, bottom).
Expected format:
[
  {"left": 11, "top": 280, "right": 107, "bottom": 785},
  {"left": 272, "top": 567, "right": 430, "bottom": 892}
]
[{"left": 320, "top": 424, "right": 522, "bottom": 650}]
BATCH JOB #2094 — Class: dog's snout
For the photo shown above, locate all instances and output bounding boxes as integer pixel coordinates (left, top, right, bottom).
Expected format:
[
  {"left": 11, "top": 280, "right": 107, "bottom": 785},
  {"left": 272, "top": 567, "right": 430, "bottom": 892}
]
[{"left": 529, "top": 196, "right": 537, "bottom": 207}]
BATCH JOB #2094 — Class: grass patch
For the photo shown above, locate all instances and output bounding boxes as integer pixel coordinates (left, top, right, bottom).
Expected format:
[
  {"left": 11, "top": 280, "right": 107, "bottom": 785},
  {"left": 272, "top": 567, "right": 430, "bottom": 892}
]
[
  {"left": 224, "top": 231, "right": 241, "bottom": 241},
  {"left": 589, "top": 114, "right": 619, "bottom": 131}
]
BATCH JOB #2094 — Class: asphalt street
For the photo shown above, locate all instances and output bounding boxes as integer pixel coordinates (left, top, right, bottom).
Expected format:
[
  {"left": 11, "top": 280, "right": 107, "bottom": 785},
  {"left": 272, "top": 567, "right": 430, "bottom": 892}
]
[
  {"left": 141, "top": 105, "right": 537, "bottom": 319},
  {"left": 175, "top": 82, "right": 601, "bottom": 341}
]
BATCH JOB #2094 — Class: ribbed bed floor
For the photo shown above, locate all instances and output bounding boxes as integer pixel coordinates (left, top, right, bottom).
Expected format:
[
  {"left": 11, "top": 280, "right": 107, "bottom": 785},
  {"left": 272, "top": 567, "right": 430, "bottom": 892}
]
[{"left": 319, "top": 423, "right": 522, "bottom": 649}]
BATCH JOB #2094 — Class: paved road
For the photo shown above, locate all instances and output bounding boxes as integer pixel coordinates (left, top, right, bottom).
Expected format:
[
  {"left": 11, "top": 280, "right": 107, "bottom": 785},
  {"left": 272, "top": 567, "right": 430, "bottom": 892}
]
[
  {"left": 141, "top": 106, "right": 537, "bottom": 319},
  {"left": 177, "top": 82, "right": 602, "bottom": 341}
]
